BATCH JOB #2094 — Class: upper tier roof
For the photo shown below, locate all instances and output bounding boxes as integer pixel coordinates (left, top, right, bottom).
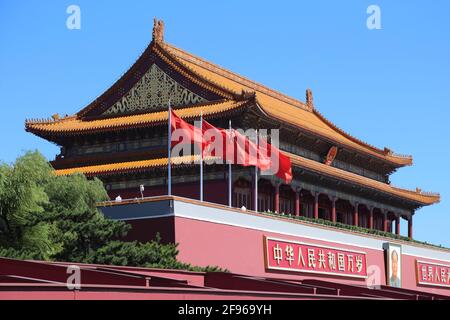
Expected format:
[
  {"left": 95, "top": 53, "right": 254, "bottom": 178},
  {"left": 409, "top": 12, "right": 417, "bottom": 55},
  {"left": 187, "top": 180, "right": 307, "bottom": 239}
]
[
  {"left": 155, "top": 42, "right": 413, "bottom": 167},
  {"left": 26, "top": 19, "right": 413, "bottom": 167}
]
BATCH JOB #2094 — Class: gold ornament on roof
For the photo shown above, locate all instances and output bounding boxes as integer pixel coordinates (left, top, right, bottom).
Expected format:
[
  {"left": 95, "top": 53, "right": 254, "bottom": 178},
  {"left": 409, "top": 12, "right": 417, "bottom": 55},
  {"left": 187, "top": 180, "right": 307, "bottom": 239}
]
[
  {"left": 152, "top": 18, "right": 165, "bottom": 42},
  {"left": 306, "top": 88, "right": 314, "bottom": 109}
]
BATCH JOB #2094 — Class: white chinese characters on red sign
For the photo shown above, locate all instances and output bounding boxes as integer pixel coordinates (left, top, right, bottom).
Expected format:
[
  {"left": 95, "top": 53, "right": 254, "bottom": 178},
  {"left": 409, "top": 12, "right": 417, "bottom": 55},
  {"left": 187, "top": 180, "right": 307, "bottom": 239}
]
[
  {"left": 264, "top": 237, "right": 368, "bottom": 278},
  {"left": 416, "top": 260, "right": 450, "bottom": 288}
]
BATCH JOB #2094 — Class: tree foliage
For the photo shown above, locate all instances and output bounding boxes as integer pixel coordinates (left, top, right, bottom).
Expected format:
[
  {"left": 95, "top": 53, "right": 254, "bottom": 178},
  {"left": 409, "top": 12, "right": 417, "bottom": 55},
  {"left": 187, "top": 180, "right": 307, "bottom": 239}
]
[
  {"left": 85, "top": 234, "right": 221, "bottom": 271},
  {"left": 0, "top": 151, "right": 222, "bottom": 272},
  {"left": 0, "top": 151, "right": 60, "bottom": 260}
]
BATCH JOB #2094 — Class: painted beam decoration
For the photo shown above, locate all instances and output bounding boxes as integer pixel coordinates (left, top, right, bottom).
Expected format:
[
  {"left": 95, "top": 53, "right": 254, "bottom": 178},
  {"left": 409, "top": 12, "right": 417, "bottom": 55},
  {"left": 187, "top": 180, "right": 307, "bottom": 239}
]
[
  {"left": 416, "top": 260, "right": 450, "bottom": 288},
  {"left": 264, "top": 236, "right": 368, "bottom": 279}
]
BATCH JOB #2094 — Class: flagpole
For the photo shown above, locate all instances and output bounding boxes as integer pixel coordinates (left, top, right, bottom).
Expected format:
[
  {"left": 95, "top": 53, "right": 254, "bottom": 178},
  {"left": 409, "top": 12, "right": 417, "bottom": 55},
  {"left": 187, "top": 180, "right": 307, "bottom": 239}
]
[
  {"left": 200, "top": 111, "right": 203, "bottom": 202},
  {"left": 167, "top": 99, "right": 172, "bottom": 196},
  {"left": 254, "top": 129, "right": 258, "bottom": 212},
  {"left": 228, "top": 119, "right": 232, "bottom": 208}
]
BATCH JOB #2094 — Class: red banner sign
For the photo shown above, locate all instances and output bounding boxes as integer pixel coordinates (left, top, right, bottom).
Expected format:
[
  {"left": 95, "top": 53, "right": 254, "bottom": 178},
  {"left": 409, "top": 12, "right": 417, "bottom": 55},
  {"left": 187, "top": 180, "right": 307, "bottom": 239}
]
[
  {"left": 416, "top": 260, "right": 450, "bottom": 288},
  {"left": 264, "top": 236, "right": 368, "bottom": 278}
]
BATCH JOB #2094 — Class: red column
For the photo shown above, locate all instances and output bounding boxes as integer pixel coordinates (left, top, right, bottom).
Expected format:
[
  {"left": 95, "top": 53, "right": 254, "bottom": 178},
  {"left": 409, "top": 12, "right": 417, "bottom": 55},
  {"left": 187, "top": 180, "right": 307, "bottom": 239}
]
[
  {"left": 395, "top": 215, "right": 400, "bottom": 235},
  {"left": 274, "top": 184, "right": 280, "bottom": 213},
  {"left": 369, "top": 207, "right": 374, "bottom": 229},
  {"left": 353, "top": 203, "right": 359, "bottom": 227},
  {"left": 331, "top": 197, "right": 337, "bottom": 223},
  {"left": 250, "top": 175, "right": 255, "bottom": 211},
  {"left": 408, "top": 216, "right": 413, "bottom": 239},
  {"left": 383, "top": 211, "right": 388, "bottom": 232},
  {"left": 295, "top": 190, "right": 300, "bottom": 216},
  {"left": 314, "top": 193, "right": 319, "bottom": 220}
]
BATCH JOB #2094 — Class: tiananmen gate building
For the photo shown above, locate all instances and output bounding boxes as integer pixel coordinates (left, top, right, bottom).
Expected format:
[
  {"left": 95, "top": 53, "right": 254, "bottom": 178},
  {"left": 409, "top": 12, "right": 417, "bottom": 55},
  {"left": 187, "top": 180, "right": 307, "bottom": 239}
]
[{"left": 19, "top": 19, "right": 450, "bottom": 299}]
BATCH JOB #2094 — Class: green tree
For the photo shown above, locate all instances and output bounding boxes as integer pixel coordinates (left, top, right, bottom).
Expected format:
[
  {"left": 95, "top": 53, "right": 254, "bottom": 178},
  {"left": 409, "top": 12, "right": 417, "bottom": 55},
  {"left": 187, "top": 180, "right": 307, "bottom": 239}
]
[
  {"left": 0, "top": 151, "right": 61, "bottom": 259},
  {"left": 0, "top": 151, "right": 223, "bottom": 272},
  {"left": 43, "top": 172, "right": 130, "bottom": 262},
  {"left": 86, "top": 234, "right": 223, "bottom": 271}
]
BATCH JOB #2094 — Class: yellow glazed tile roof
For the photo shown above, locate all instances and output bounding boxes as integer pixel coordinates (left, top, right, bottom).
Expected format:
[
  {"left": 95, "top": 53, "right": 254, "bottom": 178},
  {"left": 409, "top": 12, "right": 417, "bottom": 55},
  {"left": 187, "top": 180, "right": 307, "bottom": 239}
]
[
  {"left": 288, "top": 153, "right": 439, "bottom": 205},
  {"left": 54, "top": 155, "right": 219, "bottom": 176},
  {"left": 159, "top": 42, "right": 413, "bottom": 166},
  {"left": 26, "top": 100, "right": 246, "bottom": 134},
  {"left": 26, "top": 39, "right": 412, "bottom": 166},
  {"left": 55, "top": 153, "right": 439, "bottom": 205},
  {"left": 27, "top": 40, "right": 413, "bottom": 166}
]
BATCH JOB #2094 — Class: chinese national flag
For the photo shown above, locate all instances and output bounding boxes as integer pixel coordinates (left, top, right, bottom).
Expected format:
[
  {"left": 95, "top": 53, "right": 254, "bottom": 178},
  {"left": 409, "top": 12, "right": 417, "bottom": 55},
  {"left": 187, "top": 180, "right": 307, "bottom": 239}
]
[
  {"left": 170, "top": 108, "right": 205, "bottom": 150},
  {"left": 202, "top": 120, "right": 271, "bottom": 171},
  {"left": 201, "top": 119, "right": 228, "bottom": 158},
  {"left": 233, "top": 129, "right": 271, "bottom": 171},
  {"left": 200, "top": 119, "right": 292, "bottom": 183},
  {"left": 259, "top": 138, "right": 293, "bottom": 184}
]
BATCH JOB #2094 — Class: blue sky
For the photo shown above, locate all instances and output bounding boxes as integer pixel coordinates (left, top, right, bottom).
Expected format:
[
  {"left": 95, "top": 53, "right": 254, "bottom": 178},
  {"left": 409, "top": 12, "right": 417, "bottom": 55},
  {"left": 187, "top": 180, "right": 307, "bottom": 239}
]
[{"left": 1, "top": 1, "right": 449, "bottom": 246}]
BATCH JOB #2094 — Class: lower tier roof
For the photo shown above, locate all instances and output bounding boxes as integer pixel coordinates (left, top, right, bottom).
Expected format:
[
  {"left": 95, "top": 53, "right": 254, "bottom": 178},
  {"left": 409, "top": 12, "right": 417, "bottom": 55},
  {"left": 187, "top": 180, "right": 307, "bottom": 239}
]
[{"left": 53, "top": 153, "right": 439, "bottom": 206}]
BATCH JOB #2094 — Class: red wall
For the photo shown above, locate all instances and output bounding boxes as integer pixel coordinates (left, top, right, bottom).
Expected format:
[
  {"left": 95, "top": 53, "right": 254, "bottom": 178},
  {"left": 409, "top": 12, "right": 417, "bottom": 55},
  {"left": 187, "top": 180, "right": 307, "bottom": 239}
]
[
  {"left": 171, "top": 216, "right": 450, "bottom": 296},
  {"left": 124, "top": 217, "right": 175, "bottom": 244}
]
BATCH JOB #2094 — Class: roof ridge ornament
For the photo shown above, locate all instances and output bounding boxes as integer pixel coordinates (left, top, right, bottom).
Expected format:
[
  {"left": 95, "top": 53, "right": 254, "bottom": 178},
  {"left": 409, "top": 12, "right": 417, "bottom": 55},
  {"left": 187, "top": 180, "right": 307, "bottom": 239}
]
[
  {"left": 384, "top": 147, "right": 393, "bottom": 155},
  {"left": 239, "top": 89, "right": 256, "bottom": 100},
  {"left": 152, "top": 18, "right": 165, "bottom": 42},
  {"left": 306, "top": 88, "right": 314, "bottom": 110}
]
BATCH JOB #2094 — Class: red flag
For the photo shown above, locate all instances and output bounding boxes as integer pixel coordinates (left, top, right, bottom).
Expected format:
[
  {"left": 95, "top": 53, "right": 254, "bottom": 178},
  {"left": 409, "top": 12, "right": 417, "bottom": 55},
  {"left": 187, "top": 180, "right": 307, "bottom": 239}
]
[
  {"left": 170, "top": 108, "right": 205, "bottom": 150},
  {"left": 259, "top": 138, "right": 293, "bottom": 183},
  {"left": 233, "top": 129, "right": 271, "bottom": 171},
  {"left": 201, "top": 119, "right": 292, "bottom": 183},
  {"left": 202, "top": 120, "right": 271, "bottom": 171},
  {"left": 201, "top": 119, "right": 228, "bottom": 159}
]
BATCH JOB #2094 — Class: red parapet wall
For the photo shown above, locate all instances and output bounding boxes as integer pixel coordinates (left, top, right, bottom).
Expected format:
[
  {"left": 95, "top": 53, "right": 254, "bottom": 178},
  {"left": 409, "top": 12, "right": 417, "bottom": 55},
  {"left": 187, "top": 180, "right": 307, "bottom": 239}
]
[
  {"left": 98, "top": 197, "right": 450, "bottom": 297},
  {"left": 174, "top": 216, "right": 386, "bottom": 286}
]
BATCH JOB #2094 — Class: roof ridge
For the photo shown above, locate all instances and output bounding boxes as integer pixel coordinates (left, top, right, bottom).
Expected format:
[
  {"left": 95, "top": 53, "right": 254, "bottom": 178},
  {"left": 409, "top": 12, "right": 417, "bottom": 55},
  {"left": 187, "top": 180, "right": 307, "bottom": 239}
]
[
  {"left": 25, "top": 115, "right": 77, "bottom": 125},
  {"left": 76, "top": 40, "right": 152, "bottom": 118},
  {"left": 152, "top": 43, "right": 238, "bottom": 99},
  {"left": 390, "top": 186, "right": 441, "bottom": 198},
  {"left": 312, "top": 108, "right": 413, "bottom": 162},
  {"left": 161, "top": 42, "right": 311, "bottom": 112}
]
